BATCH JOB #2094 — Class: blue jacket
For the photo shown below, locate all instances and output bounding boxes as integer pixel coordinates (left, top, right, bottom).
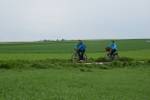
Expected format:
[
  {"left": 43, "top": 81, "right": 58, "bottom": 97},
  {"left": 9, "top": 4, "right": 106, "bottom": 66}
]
[
  {"left": 76, "top": 43, "right": 86, "bottom": 51},
  {"left": 110, "top": 43, "right": 117, "bottom": 50}
]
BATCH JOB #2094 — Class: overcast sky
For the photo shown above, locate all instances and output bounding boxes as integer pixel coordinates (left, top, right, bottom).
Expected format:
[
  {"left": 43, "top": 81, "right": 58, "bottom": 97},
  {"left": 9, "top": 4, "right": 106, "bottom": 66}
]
[{"left": 0, "top": 0, "right": 150, "bottom": 41}]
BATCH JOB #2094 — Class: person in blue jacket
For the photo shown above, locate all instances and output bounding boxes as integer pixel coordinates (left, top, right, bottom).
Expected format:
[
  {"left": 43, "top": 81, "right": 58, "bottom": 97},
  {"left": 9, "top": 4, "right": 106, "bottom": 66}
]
[
  {"left": 109, "top": 40, "right": 117, "bottom": 56},
  {"left": 76, "top": 40, "right": 86, "bottom": 60}
]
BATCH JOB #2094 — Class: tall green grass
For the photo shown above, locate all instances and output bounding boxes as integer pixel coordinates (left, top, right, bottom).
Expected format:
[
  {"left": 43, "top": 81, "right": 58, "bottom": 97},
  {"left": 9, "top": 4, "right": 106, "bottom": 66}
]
[
  {"left": 0, "top": 65, "right": 150, "bottom": 100},
  {"left": 0, "top": 58, "right": 149, "bottom": 70}
]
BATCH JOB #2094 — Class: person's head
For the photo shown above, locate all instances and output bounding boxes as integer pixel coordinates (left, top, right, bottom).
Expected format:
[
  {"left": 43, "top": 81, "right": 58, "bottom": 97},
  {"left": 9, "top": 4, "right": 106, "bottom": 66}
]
[
  {"left": 112, "top": 40, "right": 115, "bottom": 43},
  {"left": 78, "top": 40, "right": 83, "bottom": 44}
]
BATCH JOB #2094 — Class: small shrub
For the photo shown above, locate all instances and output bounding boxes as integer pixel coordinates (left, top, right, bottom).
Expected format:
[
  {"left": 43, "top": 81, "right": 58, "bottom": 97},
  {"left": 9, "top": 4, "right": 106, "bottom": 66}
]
[
  {"left": 52, "top": 63, "right": 63, "bottom": 69},
  {"left": 99, "top": 64, "right": 109, "bottom": 69},
  {"left": 146, "top": 60, "right": 150, "bottom": 64},
  {"left": 118, "top": 57, "right": 134, "bottom": 62},
  {"left": 86, "top": 68, "right": 93, "bottom": 72},
  {"left": 80, "top": 68, "right": 85, "bottom": 72},
  {"left": 95, "top": 57, "right": 110, "bottom": 62},
  {"left": 110, "top": 61, "right": 124, "bottom": 67},
  {"left": 31, "top": 63, "right": 49, "bottom": 69},
  {"left": 0, "top": 63, "right": 11, "bottom": 69},
  {"left": 79, "top": 68, "right": 93, "bottom": 72}
]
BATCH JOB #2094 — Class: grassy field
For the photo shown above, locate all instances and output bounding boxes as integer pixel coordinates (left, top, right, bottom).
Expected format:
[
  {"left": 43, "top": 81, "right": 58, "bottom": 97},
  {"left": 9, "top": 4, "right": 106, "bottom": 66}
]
[
  {"left": 0, "top": 65, "right": 150, "bottom": 100},
  {"left": 0, "top": 39, "right": 150, "bottom": 60},
  {"left": 0, "top": 39, "right": 150, "bottom": 100}
]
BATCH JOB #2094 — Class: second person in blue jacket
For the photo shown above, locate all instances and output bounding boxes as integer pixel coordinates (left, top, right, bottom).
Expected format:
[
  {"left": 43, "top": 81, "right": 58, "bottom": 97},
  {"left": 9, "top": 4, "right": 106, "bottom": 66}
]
[{"left": 76, "top": 40, "right": 86, "bottom": 60}]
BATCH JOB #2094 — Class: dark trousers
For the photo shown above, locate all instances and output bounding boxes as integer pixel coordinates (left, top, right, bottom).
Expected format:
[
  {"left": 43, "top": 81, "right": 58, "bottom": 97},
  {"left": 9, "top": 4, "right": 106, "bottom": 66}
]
[
  {"left": 110, "top": 49, "right": 116, "bottom": 56},
  {"left": 77, "top": 50, "right": 85, "bottom": 60}
]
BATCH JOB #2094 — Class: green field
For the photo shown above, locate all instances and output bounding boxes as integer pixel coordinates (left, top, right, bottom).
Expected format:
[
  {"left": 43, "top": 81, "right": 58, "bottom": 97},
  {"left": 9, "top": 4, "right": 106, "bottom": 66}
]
[
  {"left": 0, "top": 39, "right": 150, "bottom": 60},
  {"left": 0, "top": 66, "right": 150, "bottom": 100},
  {"left": 0, "top": 39, "right": 150, "bottom": 100}
]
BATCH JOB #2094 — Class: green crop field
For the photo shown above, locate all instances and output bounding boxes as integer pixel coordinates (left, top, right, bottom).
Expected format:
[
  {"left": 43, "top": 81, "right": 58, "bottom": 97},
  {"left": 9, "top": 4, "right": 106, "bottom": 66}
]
[
  {"left": 0, "top": 39, "right": 150, "bottom": 100},
  {"left": 0, "top": 39, "right": 150, "bottom": 60},
  {"left": 0, "top": 66, "right": 150, "bottom": 100}
]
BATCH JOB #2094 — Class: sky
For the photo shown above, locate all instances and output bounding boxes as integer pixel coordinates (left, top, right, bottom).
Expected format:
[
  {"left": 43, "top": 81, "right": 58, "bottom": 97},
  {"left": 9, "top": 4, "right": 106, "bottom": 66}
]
[{"left": 0, "top": 0, "right": 150, "bottom": 41}]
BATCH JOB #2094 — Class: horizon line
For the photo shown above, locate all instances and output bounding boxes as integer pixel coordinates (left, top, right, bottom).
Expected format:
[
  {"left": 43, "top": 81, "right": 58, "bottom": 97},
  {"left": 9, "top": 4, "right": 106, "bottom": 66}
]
[{"left": 0, "top": 37, "right": 149, "bottom": 43}]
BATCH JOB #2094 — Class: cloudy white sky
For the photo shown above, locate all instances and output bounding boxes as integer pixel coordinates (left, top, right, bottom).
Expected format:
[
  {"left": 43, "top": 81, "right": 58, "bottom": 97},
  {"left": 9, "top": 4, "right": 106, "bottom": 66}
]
[{"left": 0, "top": 0, "right": 150, "bottom": 41}]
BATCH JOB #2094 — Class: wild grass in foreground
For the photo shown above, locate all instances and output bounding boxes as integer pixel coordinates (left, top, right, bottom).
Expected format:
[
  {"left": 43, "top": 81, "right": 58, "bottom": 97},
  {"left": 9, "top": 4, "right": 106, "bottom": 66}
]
[
  {"left": 0, "top": 63, "right": 149, "bottom": 100},
  {"left": 0, "top": 57, "right": 149, "bottom": 100},
  {"left": 0, "top": 57, "right": 149, "bottom": 70}
]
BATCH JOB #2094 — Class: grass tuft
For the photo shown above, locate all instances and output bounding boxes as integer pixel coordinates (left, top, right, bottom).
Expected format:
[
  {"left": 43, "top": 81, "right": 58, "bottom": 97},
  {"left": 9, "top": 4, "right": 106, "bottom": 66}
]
[{"left": 0, "top": 63, "right": 11, "bottom": 69}]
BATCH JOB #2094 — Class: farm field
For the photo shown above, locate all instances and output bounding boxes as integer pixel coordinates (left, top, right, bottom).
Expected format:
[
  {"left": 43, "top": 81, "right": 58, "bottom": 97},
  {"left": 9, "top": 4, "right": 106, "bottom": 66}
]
[
  {"left": 0, "top": 66, "right": 150, "bottom": 100},
  {"left": 0, "top": 39, "right": 150, "bottom": 100},
  {"left": 0, "top": 39, "right": 150, "bottom": 60}
]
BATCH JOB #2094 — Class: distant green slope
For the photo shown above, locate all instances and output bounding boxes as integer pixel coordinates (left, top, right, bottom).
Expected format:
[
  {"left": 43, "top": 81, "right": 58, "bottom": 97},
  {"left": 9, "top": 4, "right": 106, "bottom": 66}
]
[{"left": 0, "top": 39, "right": 149, "bottom": 53}]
